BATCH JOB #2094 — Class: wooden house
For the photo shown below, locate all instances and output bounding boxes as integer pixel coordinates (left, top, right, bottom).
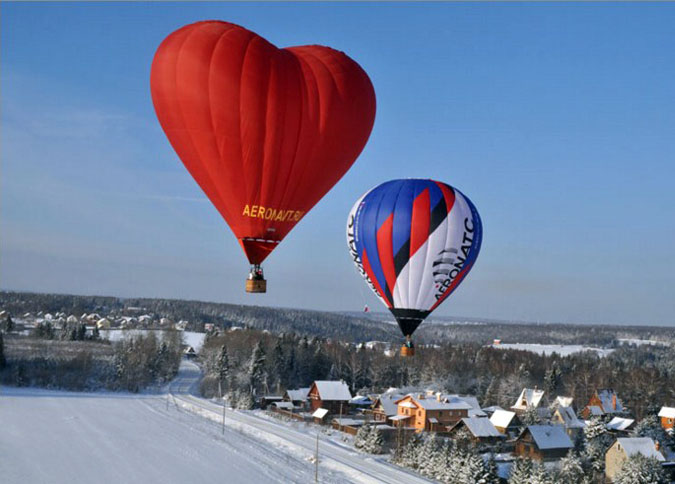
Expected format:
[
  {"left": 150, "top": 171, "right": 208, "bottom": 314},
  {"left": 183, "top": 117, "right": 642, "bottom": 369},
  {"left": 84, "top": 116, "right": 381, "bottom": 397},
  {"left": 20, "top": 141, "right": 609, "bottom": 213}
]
[
  {"left": 392, "top": 393, "right": 472, "bottom": 432},
  {"left": 283, "top": 388, "right": 310, "bottom": 409},
  {"left": 606, "top": 417, "right": 635, "bottom": 435},
  {"left": 511, "top": 388, "right": 545, "bottom": 415},
  {"left": 658, "top": 407, "right": 675, "bottom": 433},
  {"left": 370, "top": 392, "right": 403, "bottom": 425},
  {"left": 551, "top": 406, "right": 585, "bottom": 439},
  {"left": 490, "top": 409, "right": 521, "bottom": 436},
  {"left": 581, "top": 389, "right": 625, "bottom": 419},
  {"left": 515, "top": 425, "right": 573, "bottom": 461},
  {"left": 307, "top": 381, "right": 352, "bottom": 415},
  {"left": 605, "top": 437, "right": 665, "bottom": 482},
  {"left": 448, "top": 417, "right": 506, "bottom": 445}
]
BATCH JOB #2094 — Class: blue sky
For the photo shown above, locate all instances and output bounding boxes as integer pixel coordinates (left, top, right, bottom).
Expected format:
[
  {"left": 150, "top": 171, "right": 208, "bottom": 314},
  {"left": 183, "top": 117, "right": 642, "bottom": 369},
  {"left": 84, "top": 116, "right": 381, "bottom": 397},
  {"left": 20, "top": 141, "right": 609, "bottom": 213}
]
[{"left": 2, "top": 2, "right": 674, "bottom": 326}]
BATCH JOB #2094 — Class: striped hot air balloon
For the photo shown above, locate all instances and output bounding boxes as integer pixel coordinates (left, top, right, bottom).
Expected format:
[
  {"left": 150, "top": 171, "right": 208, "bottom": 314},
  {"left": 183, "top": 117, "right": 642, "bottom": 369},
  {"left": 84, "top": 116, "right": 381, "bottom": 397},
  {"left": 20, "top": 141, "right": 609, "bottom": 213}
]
[{"left": 347, "top": 179, "right": 482, "bottom": 355}]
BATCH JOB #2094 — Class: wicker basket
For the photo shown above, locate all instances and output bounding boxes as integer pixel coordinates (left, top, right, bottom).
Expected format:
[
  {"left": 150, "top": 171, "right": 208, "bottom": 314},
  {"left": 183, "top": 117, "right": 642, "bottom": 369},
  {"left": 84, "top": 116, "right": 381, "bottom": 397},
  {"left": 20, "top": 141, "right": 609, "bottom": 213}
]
[{"left": 245, "top": 279, "right": 267, "bottom": 293}]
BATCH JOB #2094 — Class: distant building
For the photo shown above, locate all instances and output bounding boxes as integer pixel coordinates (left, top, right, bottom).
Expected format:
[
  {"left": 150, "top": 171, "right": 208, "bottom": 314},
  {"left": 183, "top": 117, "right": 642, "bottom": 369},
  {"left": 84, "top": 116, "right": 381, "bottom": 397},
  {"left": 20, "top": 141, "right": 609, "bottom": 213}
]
[
  {"left": 606, "top": 417, "right": 635, "bottom": 435},
  {"left": 605, "top": 437, "right": 665, "bottom": 482},
  {"left": 392, "top": 393, "right": 472, "bottom": 432},
  {"left": 551, "top": 406, "right": 585, "bottom": 439},
  {"left": 448, "top": 417, "right": 506, "bottom": 444},
  {"left": 370, "top": 391, "right": 403, "bottom": 425},
  {"left": 490, "top": 409, "right": 521, "bottom": 436},
  {"left": 581, "top": 389, "right": 625, "bottom": 419},
  {"left": 307, "top": 381, "right": 352, "bottom": 415},
  {"left": 511, "top": 388, "right": 545, "bottom": 415},
  {"left": 96, "top": 318, "right": 111, "bottom": 330},
  {"left": 658, "top": 407, "right": 675, "bottom": 433},
  {"left": 515, "top": 425, "right": 573, "bottom": 461},
  {"left": 283, "top": 388, "right": 310, "bottom": 409}
]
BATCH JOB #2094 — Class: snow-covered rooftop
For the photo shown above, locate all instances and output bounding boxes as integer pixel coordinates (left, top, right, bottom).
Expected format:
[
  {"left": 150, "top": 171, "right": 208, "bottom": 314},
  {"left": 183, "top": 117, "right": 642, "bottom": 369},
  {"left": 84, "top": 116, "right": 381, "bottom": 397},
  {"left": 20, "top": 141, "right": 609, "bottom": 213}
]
[
  {"left": 555, "top": 406, "right": 585, "bottom": 429},
  {"left": 616, "top": 438, "right": 665, "bottom": 461},
  {"left": 607, "top": 417, "right": 635, "bottom": 432},
  {"left": 312, "top": 381, "right": 352, "bottom": 401},
  {"left": 458, "top": 417, "right": 505, "bottom": 438},
  {"left": 312, "top": 408, "right": 329, "bottom": 419},
  {"left": 526, "top": 425, "right": 573, "bottom": 450},
  {"left": 272, "top": 402, "right": 295, "bottom": 410},
  {"left": 349, "top": 395, "right": 373, "bottom": 405},
  {"left": 285, "top": 388, "right": 309, "bottom": 402},
  {"left": 587, "top": 405, "right": 604, "bottom": 416},
  {"left": 555, "top": 396, "right": 574, "bottom": 408},
  {"left": 511, "top": 388, "right": 545, "bottom": 410},
  {"left": 658, "top": 407, "right": 675, "bottom": 418},
  {"left": 374, "top": 393, "right": 403, "bottom": 416},
  {"left": 597, "top": 389, "right": 623, "bottom": 413},
  {"left": 490, "top": 409, "right": 517, "bottom": 429}
]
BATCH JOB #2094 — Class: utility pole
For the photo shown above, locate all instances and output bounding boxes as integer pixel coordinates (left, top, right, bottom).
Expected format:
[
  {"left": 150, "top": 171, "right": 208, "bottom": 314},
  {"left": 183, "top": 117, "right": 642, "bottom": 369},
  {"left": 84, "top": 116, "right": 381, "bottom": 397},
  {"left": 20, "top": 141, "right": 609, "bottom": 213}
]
[
  {"left": 222, "top": 396, "right": 227, "bottom": 434},
  {"left": 314, "top": 431, "right": 319, "bottom": 483}
]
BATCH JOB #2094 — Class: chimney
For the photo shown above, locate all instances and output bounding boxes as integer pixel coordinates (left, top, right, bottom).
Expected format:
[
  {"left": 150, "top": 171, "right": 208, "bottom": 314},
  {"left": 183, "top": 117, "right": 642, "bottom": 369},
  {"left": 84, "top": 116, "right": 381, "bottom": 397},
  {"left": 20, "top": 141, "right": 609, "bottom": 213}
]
[
  {"left": 655, "top": 440, "right": 661, "bottom": 452},
  {"left": 437, "top": 393, "right": 442, "bottom": 402},
  {"left": 612, "top": 393, "right": 617, "bottom": 410}
]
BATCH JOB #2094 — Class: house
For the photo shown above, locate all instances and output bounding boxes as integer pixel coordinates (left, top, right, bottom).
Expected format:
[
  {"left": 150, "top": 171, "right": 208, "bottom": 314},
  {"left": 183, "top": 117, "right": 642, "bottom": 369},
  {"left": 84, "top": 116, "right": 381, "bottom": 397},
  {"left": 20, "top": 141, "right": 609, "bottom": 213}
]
[
  {"left": 307, "top": 381, "right": 352, "bottom": 414},
  {"left": 606, "top": 417, "right": 635, "bottom": 435},
  {"left": 283, "top": 388, "right": 310, "bottom": 409},
  {"left": 515, "top": 425, "right": 573, "bottom": 461},
  {"left": 553, "top": 396, "right": 574, "bottom": 409},
  {"left": 370, "top": 392, "right": 403, "bottom": 424},
  {"left": 551, "top": 406, "right": 585, "bottom": 439},
  {"left": 349, "top": 395, "right": 374, "bottom": 409},
  {"left": 259, "top": 395, "right": 284, "bottom": 410},
  {"left": 96, "top": 318, "right": 111, "bottom": 329},
  {"left": 448, "top": 417, "right": 506, "bottom": 444},
  {"left": 605, "top": 437, "right": 665, "bottom": 482},
  {"left": 658, "top": 407, "right": 675, "bottom": 433},
  {"left": 444, "top": 394, "right": 486, "bottom": 418},
  {"left": 392, "top": 393, "right": 472, "bottom": 432},
  {"left": 490, "top": 409, "right": 521, "bottom": 436},
  {"left": 183, "top": 346, "right": 197, "bottom": 359},
  {"left": 511, "top": 388, "right": 545, "bottom": 415},
  {"left": 581, "top": 389, "right": 624, "bottom": 419},
  {"left": 481, "top": 405, "right": 504, "bottom": 417}
]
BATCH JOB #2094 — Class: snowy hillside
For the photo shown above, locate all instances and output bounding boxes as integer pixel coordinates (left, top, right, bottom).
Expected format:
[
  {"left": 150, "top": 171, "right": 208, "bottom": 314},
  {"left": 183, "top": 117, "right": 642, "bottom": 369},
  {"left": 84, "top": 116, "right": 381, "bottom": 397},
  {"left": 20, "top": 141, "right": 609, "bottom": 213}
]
[{"left": 1, "top": 362, "right": 431, "bottom": 484}]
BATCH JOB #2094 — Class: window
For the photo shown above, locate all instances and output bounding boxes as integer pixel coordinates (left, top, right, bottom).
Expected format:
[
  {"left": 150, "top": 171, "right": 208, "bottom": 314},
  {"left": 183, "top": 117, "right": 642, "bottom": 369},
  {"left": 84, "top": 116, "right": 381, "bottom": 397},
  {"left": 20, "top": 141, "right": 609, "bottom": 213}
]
[{"left": 418, "top": 410, "right": 421, "bottom": 416}]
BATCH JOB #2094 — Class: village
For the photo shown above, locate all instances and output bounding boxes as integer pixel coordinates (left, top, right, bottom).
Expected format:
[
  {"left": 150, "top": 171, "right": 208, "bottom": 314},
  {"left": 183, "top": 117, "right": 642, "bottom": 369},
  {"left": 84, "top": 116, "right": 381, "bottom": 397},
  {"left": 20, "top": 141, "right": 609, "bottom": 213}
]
[{"left": 257, "top": 379, "right": 675, "bottom": 482}]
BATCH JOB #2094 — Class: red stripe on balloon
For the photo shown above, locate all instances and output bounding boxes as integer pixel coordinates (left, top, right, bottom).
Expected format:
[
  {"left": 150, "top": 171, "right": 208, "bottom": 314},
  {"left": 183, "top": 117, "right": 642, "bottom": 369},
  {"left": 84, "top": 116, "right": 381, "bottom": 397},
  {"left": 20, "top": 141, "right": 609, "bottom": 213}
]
[
  {"left": 376, "top": 213, "right": 397, "bottom": 297},
  {"left": 409, "top": 188, "right": 430, "bottom": 258},
  {"left": 361, "top": 248, "right": 392, "bottom": 308},
  {"left": 435, "top": 181, "right": 456, "bottom": 214}
]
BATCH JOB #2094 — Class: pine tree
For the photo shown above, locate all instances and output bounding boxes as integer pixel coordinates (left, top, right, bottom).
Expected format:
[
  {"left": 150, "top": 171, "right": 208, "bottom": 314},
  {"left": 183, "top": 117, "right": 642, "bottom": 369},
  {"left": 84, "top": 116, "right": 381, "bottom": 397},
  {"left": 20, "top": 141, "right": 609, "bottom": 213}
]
[
  {"left": 365, "top": 425, "right": 383, "bottom": 454},
  {"left": 482, "top": 453, "right": 501, "bottom": 484},
  {"left": 354, "top": 424, "right": 370, "bottom": 451},
  {"left": 508, "top": 457, "right": 533, "bottom": 484},
  {"left": 614, "top": 454, "right": 668, "bottom": 484},
  {"left": 0, "top": 331, "right": 6, "bottom": 370},
  {"left": 270, "top": 339, "right": 285, "bottom": 389},
  {"left": 558, "top": 450, "right": 585, "bottom": 484},
  {"left": 529, "top": 461, "right": 554, "bottom": 484},
  {"left": 521, "top": 405, "right": 541, "bottom": 426},
  {"left": 217, "top": 344, "right": 230, "bottom": 395},
  {"left": 247, "top": 341, "right": 266, "bottom": 395},
  {"left": 416, "top": 434, "right": 441, "bottom": 477},
  {"left": 457, "top": 451, "right": 488, "bottom": 484}
]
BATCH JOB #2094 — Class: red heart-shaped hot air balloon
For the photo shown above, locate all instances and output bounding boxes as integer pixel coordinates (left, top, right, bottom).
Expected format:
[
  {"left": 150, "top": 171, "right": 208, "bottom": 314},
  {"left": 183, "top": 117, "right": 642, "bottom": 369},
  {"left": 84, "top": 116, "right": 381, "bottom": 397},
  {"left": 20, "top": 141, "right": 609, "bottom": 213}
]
[{"left": 151, "top": 21, "right": 376, "bottom": 292}]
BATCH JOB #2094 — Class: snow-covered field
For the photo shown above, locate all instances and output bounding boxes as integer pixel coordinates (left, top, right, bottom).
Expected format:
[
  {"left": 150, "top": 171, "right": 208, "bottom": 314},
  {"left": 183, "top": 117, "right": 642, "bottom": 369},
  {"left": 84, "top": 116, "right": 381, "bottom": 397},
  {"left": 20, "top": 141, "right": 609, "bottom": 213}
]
[
  {"left": 0, "top": 361, "right": 430, "bottom": 484},
  {"left": 491, "top": 343, "right": 614, "bottom": 357},
  {"left": 100, "top": 329, "right": 206, "bottom": 351}
]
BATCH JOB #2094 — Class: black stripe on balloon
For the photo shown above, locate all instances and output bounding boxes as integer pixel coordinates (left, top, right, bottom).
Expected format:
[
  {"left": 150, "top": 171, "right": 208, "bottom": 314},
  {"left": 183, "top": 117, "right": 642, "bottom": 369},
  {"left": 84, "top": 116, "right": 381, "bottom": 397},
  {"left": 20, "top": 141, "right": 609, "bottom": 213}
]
[
  {"left": 393, "top": 238, "right": 411, "bottom": 278},
  {"left": 429, "top": 197, "right": 448, "bottom": 236}
]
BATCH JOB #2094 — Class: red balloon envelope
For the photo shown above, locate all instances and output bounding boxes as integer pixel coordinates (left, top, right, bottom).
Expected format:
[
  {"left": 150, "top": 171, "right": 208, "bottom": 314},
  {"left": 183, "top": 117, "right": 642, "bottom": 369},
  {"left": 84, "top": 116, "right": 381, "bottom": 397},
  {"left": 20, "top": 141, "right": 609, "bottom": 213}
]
[{"left": 150, "top": 21, "right": 376, "bottom": 271}]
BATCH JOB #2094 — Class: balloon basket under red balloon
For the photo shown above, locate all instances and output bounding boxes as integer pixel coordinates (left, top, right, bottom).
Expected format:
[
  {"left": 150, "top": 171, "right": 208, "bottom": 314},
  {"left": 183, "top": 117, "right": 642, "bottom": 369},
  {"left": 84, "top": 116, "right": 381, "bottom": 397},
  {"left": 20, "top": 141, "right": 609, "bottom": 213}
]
[
  {"left": 400, "top": 345, "right": 415, "bottom": 357},
  {"left": 245, "top": 279, "right": 267, "bottom": 293}
]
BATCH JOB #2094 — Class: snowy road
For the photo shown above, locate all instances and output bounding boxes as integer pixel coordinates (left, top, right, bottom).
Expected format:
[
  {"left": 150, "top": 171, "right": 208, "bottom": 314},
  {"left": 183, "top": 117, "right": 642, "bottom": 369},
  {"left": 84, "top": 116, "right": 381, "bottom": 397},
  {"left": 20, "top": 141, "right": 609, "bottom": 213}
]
[
  {"left": 0, "top": 361, "right": 432, "bottom": 484},
  {"left": 168, "top": 361, "right": 432, "bottom": 484}
]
